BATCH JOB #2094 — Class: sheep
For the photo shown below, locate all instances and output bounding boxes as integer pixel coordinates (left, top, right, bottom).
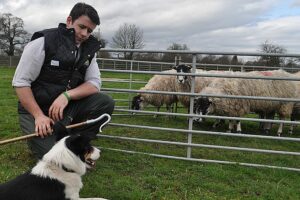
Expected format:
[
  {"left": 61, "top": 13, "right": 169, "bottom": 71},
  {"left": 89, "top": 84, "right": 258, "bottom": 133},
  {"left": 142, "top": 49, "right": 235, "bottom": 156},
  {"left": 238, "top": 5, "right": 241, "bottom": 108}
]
[
  {"left": 172, "top": 64, "right": 236, "bottom": 127},
  {"left": 172, "top": 64, "right": 233, "bottom": 108},
  {"left": 289, "top": 103, "right": 300, "bottom": 134},
  {"left": 131, "top": 69, "right": 178, "bottom": 116},
  {"left": 288, "top": 71, "right": 300, "bottom": 134},
  {"left": 194, "top": 69, "right": 297, "bottom": 136}
]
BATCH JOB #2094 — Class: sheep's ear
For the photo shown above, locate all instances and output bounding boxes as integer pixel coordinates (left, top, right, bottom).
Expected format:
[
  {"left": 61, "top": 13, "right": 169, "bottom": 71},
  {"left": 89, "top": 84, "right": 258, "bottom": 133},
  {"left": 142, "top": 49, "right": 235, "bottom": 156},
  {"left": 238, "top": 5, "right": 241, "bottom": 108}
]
[
  {"left": 170, "top": 65, "right": 176, "bottom": 69},
  {"left": 187, "top": 65, "right": 192, "bottom": 69}
]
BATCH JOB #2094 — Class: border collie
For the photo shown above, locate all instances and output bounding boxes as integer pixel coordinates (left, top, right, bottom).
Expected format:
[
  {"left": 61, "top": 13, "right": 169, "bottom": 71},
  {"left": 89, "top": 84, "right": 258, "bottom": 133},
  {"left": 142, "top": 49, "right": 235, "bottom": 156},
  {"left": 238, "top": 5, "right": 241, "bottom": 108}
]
[{"left": 0, "top": 133, "right": 107, "bottom": 200}]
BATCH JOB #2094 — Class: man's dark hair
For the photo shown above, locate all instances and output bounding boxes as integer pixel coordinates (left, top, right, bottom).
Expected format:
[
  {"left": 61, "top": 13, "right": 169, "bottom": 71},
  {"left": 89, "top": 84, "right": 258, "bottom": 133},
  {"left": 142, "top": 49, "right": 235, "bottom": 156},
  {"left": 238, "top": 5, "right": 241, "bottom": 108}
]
[{"left": 69, "top": 2, "right": 100, "bottom": 25}]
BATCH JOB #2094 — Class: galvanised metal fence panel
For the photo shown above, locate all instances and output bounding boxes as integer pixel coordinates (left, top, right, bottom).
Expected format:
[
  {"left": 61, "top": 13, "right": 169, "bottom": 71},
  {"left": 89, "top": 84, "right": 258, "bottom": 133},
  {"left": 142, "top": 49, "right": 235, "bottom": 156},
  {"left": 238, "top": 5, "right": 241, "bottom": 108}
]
[{"left": 98, "top": 49, "right": 300, "bottom": 172}]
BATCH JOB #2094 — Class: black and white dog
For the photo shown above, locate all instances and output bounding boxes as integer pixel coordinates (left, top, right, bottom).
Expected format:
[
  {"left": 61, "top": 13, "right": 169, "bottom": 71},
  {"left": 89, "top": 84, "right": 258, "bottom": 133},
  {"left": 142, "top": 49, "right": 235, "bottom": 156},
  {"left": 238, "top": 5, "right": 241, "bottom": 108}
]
[{"left": 0, "top": 128, "right": 107, "bottom": 200}]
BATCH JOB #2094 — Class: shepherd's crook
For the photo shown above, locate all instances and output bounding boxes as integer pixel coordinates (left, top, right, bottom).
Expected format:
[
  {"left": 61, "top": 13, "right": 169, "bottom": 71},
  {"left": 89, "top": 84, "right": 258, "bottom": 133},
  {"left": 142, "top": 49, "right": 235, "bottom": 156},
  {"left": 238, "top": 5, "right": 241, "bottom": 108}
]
[{"left": 0, "top": 113, "right": 111, "bottom": 145}]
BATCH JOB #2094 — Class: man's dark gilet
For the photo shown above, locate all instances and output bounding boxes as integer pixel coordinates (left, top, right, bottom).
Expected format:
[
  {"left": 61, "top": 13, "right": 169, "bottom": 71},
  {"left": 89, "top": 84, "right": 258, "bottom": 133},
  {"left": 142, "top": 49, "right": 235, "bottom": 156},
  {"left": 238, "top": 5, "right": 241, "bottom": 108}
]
[{"left": 18, "top": 23, "right": 102, "bottom": 115}]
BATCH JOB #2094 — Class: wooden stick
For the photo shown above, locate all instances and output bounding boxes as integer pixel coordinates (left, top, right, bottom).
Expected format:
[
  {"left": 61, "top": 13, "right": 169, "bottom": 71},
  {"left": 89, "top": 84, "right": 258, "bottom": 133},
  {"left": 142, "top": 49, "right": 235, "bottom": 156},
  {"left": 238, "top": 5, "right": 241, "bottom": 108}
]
[
  {"left": 0, "top": 113, "right": 111, "bottom": 146},
  {"left": 0, "top": 122, "right": 88, "bottom": 145}
]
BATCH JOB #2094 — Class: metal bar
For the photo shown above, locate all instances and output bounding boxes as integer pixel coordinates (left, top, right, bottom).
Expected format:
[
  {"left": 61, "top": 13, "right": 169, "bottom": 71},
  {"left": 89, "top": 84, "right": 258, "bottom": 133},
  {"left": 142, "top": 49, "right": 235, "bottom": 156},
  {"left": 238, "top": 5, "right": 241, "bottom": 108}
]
[
  {"left": 116, "top": 108, "right": 300, "bottom": 125},
  {"left": 99, "top": 48, "right": 300, "bottom": 58},
  {"left": 187, "top": 54, "right": 197, "bottom": 158},
  {"left": 98, "top": 134, "right": 300, "bottom": 156},
  {"left": 107, "top": 123, "right": 300, "bottom": 142},
  {"left": 102, "top": 80, "right": 147, "bottom": 84},
  {"left": 98, "top": 58, "right": 300, "bottom": 71},
  {"left": 100, "top": 147, "right": 300, "bottom": 172},
  {"left": 128, "top": 60, "right": 133, "bottom": 109},
  {"left": 100, "top": 69, "right": 300, "bottom": 81},
  {"left": 102, "top": 88, "right": 300, "bottom": 102}
]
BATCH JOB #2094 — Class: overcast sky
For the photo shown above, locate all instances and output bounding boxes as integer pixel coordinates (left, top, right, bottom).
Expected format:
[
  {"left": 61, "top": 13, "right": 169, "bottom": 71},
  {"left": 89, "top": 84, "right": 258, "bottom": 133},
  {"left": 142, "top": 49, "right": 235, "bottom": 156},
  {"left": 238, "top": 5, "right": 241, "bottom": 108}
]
[{"left": 1, "top": 0, "right": 300, "bottom": 53}]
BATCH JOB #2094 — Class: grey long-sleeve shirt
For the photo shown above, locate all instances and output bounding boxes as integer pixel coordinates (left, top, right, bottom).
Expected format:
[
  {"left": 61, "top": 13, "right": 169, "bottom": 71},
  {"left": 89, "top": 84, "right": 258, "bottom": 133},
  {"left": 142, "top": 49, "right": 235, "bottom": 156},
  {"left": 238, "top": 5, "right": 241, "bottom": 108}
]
[{"left": 12, "top": 37, "right": 101, "bottom": 90}]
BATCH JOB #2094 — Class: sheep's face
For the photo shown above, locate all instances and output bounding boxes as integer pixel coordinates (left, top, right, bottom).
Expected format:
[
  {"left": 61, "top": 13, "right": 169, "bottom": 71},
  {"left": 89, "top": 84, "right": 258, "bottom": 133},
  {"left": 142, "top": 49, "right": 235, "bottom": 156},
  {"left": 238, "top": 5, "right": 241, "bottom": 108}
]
[
  {"left": 172, "top": 64, "right": 192, "bottom": 84},
  {"left": 194, "top": 97, "right": 212, "bottom": 122},
  {"left": 131, "top": 95, "right": 144, "bottom": 110}
]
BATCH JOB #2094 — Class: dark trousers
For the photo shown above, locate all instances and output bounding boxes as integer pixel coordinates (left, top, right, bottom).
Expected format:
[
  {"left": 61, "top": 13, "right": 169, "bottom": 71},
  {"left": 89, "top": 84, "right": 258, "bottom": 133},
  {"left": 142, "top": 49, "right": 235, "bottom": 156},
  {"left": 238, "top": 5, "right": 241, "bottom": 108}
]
[{"left": 19, "top": 93, "right": 114, "bottom": 159}]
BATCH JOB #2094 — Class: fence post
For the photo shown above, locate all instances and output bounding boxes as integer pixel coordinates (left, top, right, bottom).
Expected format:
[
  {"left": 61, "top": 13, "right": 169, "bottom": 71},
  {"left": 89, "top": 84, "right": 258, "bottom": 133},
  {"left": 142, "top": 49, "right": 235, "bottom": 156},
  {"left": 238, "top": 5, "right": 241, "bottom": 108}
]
[
  {"left": 128, "top": 60, "right": 133, "bottom": 109},
  {"left": 187, "top": 54, "right": 197, "bottom": 158}
]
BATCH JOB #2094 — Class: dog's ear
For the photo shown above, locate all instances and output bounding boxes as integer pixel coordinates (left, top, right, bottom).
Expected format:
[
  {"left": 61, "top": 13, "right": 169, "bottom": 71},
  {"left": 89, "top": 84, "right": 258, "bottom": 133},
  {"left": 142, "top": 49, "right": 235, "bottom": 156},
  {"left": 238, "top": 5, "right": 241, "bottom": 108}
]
[
  {"left": 66, "top": 134, "right": 92, "bottom": 155},
  {"left": 52, "top": 121, "right": 69, "bottom": 141}
]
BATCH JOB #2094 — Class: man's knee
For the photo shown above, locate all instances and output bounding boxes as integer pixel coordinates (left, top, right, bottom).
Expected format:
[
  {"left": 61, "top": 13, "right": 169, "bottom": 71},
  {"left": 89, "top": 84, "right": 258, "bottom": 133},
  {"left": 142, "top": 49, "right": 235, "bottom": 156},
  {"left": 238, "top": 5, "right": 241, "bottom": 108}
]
[
  {"left": 27, "top": 134, "right": 56, "bottom": 159},
  {"left": 90, "top": 93, "right": 115, "bottom": 115}
]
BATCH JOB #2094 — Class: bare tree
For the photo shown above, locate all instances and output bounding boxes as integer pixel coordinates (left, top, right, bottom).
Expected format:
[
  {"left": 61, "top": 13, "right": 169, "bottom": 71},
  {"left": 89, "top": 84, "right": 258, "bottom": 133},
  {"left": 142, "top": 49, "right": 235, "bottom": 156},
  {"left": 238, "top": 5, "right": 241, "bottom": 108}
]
[
  {"left": 162, "top": 43, "right": 192, "bottom": 63},
  {"left": 111, "top": 23, "right": 144, "bottom": 59},
  {"left": 258, "top": 40, "right": 287, "bottom": 67},
  {"left": 0, "top": 13, "right": 30, "bottom": 56}
]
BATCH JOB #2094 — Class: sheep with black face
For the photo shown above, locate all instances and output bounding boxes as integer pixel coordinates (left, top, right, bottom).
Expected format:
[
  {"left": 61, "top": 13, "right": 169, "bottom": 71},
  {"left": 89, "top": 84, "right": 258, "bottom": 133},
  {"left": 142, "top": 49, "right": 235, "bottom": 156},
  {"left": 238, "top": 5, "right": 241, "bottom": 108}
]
[
  {"left": 195, "top": 70, "right": 297, "bottom": 135},
  {"left": 131, "top": 69, "right": 178, "bottom": 115}
]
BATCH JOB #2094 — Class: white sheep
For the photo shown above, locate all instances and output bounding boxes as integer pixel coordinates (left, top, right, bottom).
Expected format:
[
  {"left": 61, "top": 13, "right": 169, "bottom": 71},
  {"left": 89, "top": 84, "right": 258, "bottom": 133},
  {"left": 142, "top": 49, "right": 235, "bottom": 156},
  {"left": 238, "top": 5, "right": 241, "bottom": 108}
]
[
  {"left": 131, "top": 69, "right": 178, "bottom": 115},
  {"left": 172, "top": 64, "right": 234, "bottom": 108},
  {"left": 288, "top": 71, "right": 300, "bottom": 134},
  {"left": 173, "top": 64, "right": 236, "bottom": 127},
  {"left": 195, "top": 69, "right": 297, "bottom": 136}
]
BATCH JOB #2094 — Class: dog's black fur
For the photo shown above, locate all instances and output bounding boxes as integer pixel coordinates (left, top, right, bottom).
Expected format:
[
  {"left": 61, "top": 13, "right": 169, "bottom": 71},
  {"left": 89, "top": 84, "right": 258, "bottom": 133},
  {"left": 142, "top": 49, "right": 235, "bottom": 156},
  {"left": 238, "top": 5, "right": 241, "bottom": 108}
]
[
  {"left": 0, "top": 122, "right": 101, "bottom": 200},
  {"left": 0, "top": 172, "right": 66, "bottom": 200}
]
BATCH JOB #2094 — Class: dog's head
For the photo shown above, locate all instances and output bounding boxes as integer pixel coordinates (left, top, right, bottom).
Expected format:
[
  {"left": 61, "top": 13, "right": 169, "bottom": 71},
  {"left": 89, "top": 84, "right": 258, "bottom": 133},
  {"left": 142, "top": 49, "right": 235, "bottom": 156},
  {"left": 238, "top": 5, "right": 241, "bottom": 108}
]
[
  {"left": 65, "top": 134, "right": 101, "bottom": 170},
  {"left": 42, "top": 133, "right": 100, "bottom": 176}
]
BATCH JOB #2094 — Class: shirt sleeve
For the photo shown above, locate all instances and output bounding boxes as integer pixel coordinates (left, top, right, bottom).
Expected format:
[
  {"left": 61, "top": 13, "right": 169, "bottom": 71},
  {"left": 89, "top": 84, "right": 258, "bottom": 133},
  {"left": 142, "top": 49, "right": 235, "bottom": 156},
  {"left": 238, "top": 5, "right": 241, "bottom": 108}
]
[
  {"left": 85, "top": 53, "right": 101, "bottom": 91},
  {"left": 12, "top": 37, "right": 45, "bottom": 87}
]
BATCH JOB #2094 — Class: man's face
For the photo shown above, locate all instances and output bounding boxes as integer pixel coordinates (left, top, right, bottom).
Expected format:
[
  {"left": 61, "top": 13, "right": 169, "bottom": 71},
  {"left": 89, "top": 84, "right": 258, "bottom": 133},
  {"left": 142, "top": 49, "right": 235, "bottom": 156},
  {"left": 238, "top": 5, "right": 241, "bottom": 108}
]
[{"left": 66, "top": 15, "right": 96, "bottom": 45}]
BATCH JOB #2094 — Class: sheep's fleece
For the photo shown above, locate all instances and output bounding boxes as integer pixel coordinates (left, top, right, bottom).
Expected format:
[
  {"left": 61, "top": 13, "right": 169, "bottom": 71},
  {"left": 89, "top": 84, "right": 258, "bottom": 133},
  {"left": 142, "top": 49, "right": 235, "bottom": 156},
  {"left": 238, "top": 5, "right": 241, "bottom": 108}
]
[{"left": 200, "top": 70, "right": 297, "bottom": 118}]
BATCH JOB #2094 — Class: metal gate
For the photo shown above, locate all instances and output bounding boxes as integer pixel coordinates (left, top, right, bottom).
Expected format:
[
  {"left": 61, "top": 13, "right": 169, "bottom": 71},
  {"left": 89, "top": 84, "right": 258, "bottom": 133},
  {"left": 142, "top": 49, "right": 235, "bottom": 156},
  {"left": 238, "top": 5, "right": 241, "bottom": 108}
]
[{"left": 97, "top": 49, "right": 300, "bottom": 172}]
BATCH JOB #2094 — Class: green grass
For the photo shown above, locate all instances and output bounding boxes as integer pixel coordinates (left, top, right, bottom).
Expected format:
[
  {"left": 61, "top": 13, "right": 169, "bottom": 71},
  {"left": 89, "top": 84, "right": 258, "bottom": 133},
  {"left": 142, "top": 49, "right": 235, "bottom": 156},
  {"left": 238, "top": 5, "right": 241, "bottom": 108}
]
[{"left": 0, "top": 66, "right": 300, "bottom": 200}]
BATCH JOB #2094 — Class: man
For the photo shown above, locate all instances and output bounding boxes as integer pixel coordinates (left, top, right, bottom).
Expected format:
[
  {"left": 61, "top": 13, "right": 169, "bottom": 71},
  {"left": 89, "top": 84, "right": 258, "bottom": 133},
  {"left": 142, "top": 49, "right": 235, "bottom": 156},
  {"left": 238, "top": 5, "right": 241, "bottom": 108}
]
[{"left": 12, "top": 3, "right": 114, "bottom": 159}]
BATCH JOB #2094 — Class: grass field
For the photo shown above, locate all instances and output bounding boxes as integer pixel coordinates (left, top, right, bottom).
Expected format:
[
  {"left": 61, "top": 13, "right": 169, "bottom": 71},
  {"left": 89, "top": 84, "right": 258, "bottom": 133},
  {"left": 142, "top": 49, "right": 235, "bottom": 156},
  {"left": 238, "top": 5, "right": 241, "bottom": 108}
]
[{"left": 0, "top": 66, "right": 300, "bottom": 200}]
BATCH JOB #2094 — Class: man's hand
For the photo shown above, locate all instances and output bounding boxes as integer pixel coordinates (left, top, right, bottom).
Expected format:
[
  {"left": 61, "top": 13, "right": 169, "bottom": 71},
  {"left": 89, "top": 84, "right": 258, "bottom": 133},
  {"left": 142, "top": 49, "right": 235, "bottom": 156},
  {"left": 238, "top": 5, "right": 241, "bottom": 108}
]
[
  {"left": 35, "top": 114, "right": 54, "bottom": 138},
  {"left": 49, "top": 93, "right": 69, "bottom": 121}
]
